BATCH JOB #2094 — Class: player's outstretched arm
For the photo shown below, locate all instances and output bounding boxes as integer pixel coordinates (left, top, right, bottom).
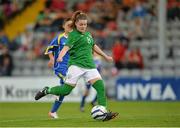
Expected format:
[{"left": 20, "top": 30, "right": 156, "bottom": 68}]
[
  {"left": 93, "top": 44, "right": 113, "bottom": 62},
  {"left": 57, "top": 46, "right": 70, "bottom": 62}
]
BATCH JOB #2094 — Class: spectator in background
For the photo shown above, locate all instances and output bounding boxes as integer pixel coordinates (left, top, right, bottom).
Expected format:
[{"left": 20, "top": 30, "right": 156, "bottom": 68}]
[
  {"left": 45, "top": 0, "right": 52, "bottom": 8},
  {"left": 0, "top": 43, "right": 13, "bottom": 76},
  {"left": 129, "top": 1, "right": 147, "bottom": 40},
  {"left": 50, "top": 0, "right": 66, "bottom": 12},
  {"left": 12, "top": 32, "right": 22, "bottom": 51},
  {"left": 122, "top": 0, "right": 136, "bottom": 13},
  {"left": 0, "top": 30, "right": 10, "bottom": 47},
  {"left": 112, "top": 39, "right": 127, "bottom": 69},
  {"left": 0, "top": 8, "right": 5, "bottom": 29},
  {"left": 33, "top": 32, "right": 51, "bottom": 59},
  {"left": 104, "top": 21, "right": 119, "bottom": 49},
  {"left": 75, "top": 0, "right": 92, "bottom": 12},
  {"left": 127, "top": 47, "right": 143, "bottom": 69},
  {"left": 131, "top": 1, "right": 147, "bottom": 19},
  {"left": 50, "top": 9, "right": 70, "bottom": 31},
  {"left": 34, "top": 8, "right": 52, "bottom": 31},
  {"left": 129, "top": 17, "right": 144, "bottom": 40},
  {"left": 0, "top": 30, "right": 20, "bottom": 52},
  {"left": 102, "top": 0, "right": 117, "bottom": 22},
  {"left": 20, "top": 29, "right": 33, "bottom": 51},
  {"left": 20, "top": 29, "right": 34, "bottom": 60},
  {"left": 167, "top": 0, "right": 180, "bottom": 21}
]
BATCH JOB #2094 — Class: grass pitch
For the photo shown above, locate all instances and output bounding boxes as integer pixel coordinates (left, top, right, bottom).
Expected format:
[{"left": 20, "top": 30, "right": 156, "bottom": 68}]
[{"left": 0, "top": 101, "right": 180, "bottom": 127}]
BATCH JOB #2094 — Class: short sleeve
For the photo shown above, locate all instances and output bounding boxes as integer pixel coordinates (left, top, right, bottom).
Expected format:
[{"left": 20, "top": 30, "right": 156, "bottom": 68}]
[
  {"left": 49, "top": 36, "right": 58, "bottom": 46},
  {"left": 65, "top": 32, "right": 75, "bottom": 49},
  {"left": 44, "top": 36, "right": 58, "bottom": 54}
]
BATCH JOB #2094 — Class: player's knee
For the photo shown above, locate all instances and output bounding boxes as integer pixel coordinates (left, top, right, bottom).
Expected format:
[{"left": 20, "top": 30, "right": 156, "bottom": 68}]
[
  {"left": 62, "top": 83, "right": 74, "bottom": 96},
  {"left": 63, "top": 90, "right": 71, "bottom": 96},
  {"left": 84, "top": 90, "right": 89, "bottom": 96},
  {"left": 63, "top": 92, "right": 69, "bottom": 96}
]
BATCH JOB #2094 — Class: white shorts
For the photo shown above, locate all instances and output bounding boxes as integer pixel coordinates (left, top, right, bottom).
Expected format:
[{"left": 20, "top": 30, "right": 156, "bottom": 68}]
[{"left": 65, "top": 65, "right": 102, "bottom": 86}]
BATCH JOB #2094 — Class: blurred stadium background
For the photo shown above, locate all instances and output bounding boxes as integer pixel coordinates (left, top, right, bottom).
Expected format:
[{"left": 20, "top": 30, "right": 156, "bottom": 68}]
[
  {"left": 0, "top": 0, "right": 180, "bottom": 106},
  {"left": 0, "top": 0, "right": 180, "bottom": 127}
]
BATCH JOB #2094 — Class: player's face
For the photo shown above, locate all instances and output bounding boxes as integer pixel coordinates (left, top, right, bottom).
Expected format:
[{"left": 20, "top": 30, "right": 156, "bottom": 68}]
[
  {"left": 64, "top": 20, "right": 72, "bottom": 33},
  {"left": 75, "top": 20, "right": 87, "bottom": 33}
]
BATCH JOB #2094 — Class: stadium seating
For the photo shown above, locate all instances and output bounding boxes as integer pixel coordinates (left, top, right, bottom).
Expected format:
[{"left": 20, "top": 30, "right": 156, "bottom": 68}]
[
  {"left": 11, "top": 21, "right": 180, "bottom": 77},
  {"left": 1, "top": 0, "right": 178, "bottom": 77}
]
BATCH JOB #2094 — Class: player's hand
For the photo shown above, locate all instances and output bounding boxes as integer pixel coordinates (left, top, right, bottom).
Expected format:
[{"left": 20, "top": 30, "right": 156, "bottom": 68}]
[
  {"left": 105, "top": 55, "right": 113, "bottom": 62},
  {"left": 57, "top": 56, "right": 63, "bottom": 62},
  {"left": 48, "top": 59, "right": 54, "bottom": 68}
]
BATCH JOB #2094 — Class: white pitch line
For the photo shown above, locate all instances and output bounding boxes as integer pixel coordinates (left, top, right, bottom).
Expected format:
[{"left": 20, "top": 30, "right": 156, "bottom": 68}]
[
  {"left": 0, "top": 116, "right": 83, "bottom": 123},
  {"left": 0, "top": 117, "right": 48, "bottom": 123}
]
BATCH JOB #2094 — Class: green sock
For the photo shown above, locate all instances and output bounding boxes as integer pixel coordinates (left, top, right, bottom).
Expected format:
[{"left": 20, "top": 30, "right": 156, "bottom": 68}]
[
  {"left": 47, "top": 84, "right": 74, "bottom": 96},
  {"left": 92, "top": 80, "right": 107, "bottom": 107}
]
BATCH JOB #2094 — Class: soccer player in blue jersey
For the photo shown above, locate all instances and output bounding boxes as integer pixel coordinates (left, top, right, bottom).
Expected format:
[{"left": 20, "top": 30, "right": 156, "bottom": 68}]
[{"left": 44, "top": 18, "right": 72, "bottom": 119}]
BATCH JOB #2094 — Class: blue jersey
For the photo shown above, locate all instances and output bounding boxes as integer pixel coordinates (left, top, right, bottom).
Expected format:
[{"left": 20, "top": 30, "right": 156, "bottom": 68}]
[{"left": 45, "top": 33, "right": 69, "bottom": 77}]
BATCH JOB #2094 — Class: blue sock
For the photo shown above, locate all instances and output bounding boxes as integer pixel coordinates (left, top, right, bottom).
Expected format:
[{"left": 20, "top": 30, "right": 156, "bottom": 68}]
[
  {"left": 80, "top": 83, "right": 91, "bottom": 108},
  {"left": 80, "top": 96, "right": 86, "bottom": 108},
  {"left": 51, "top": 96, "right": 64, "bottom": 113},
  {"left": 50, "top": 77, "right": 65, "bottom": 113}
]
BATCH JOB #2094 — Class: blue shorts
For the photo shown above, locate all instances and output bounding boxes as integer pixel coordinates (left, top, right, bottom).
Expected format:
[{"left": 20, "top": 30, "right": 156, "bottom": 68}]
[
  {"left": 54, "top": 68, "right": 67, "bottom": 85},
  {"left": 86, "top": 83, "right": 91, "bottom": 90},
  {"left": 54, "top": 67, "right": 67, "bottom": 76}
]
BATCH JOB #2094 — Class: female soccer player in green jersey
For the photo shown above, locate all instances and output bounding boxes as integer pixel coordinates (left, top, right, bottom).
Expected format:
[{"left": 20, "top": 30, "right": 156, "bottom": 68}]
[{"left": 35, "top": 11, "right": 118, "bottom": 121}]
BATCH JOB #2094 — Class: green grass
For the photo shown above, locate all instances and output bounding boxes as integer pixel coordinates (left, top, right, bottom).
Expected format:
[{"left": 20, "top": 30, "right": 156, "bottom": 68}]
[{"left": 0, "top": 101, "right": 180, "bottom": 127}]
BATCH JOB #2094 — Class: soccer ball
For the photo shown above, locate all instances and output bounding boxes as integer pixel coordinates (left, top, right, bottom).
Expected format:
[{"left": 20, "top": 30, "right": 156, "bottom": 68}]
[{"left": 91, "top": 105, "right": 107, "bottom": 120}]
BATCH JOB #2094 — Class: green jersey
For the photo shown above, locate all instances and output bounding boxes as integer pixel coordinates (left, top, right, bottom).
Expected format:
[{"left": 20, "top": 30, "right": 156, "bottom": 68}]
[{"left": 65, "top": 29, "right": 96, "bottom": 69}]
